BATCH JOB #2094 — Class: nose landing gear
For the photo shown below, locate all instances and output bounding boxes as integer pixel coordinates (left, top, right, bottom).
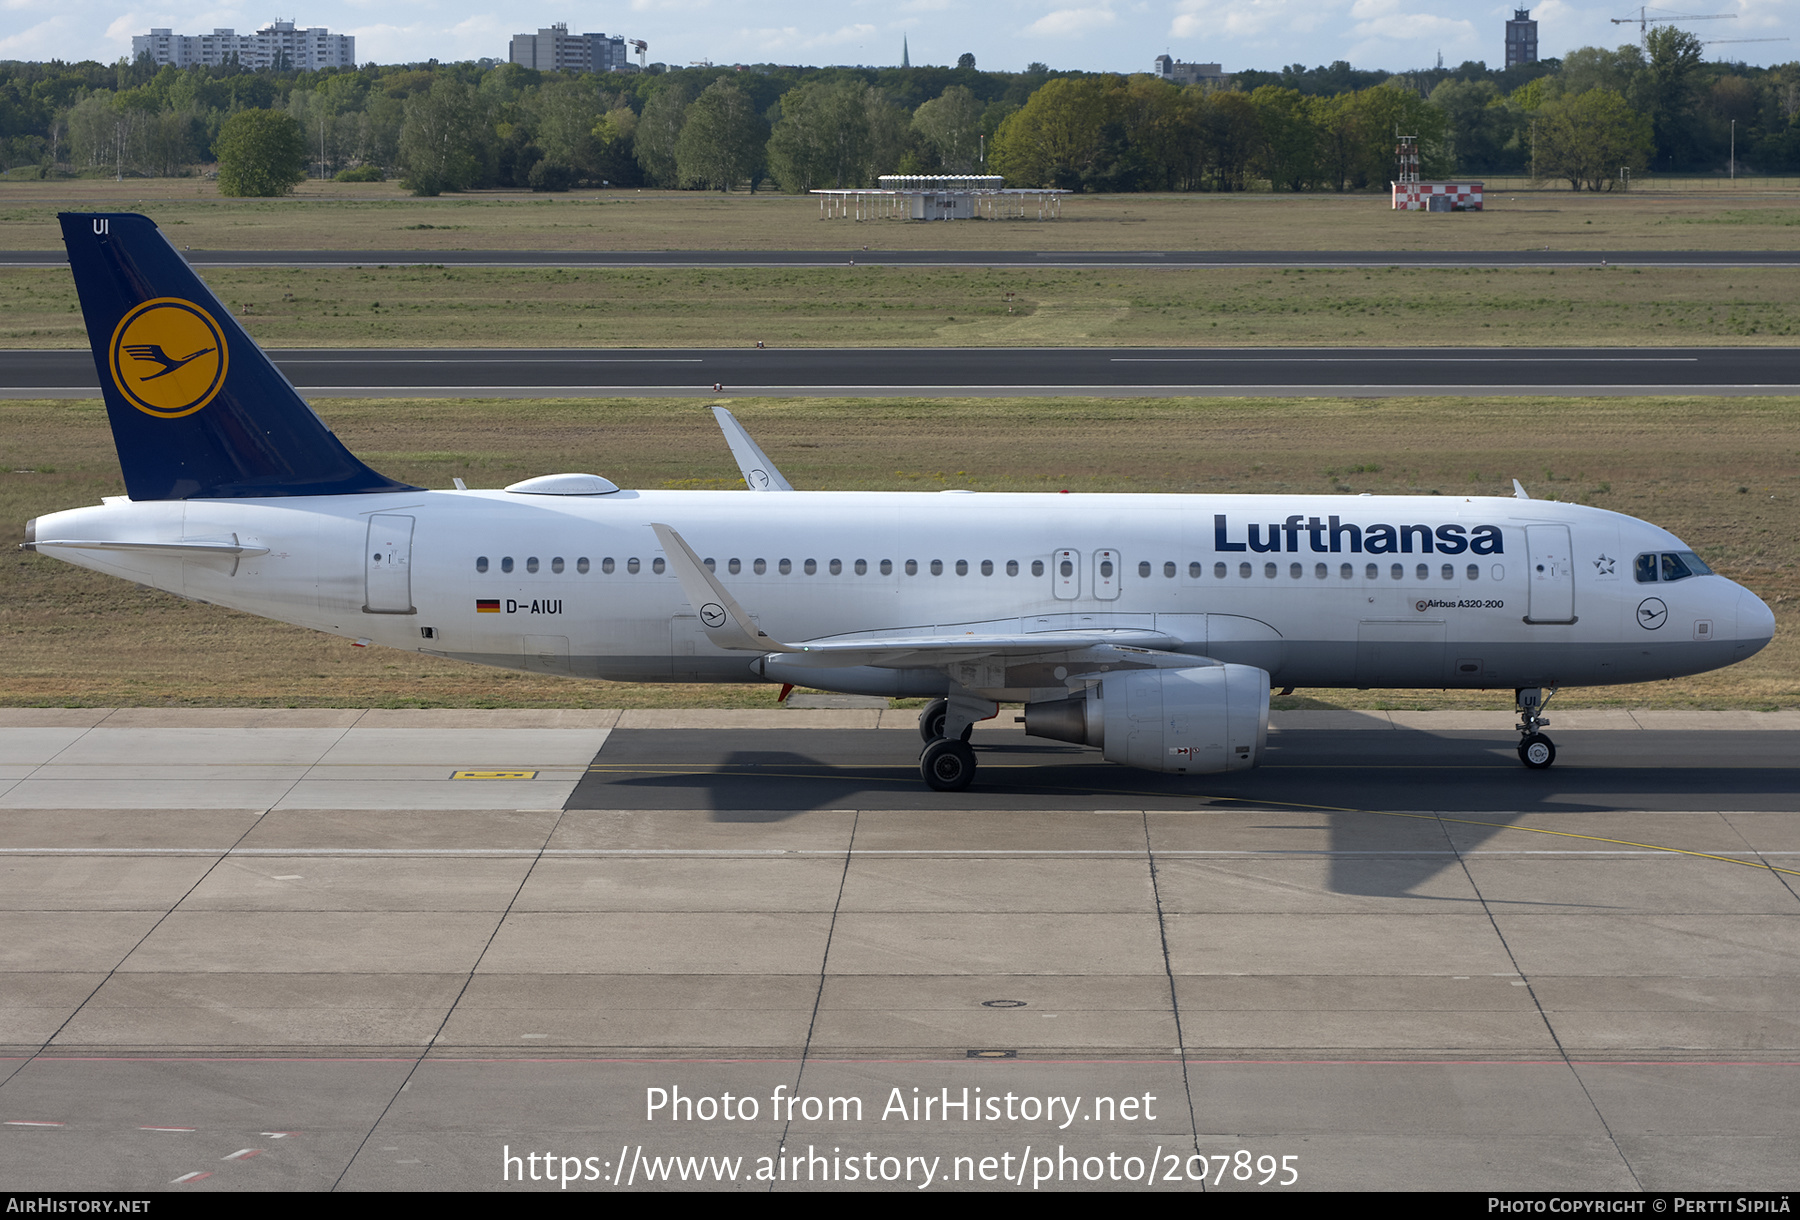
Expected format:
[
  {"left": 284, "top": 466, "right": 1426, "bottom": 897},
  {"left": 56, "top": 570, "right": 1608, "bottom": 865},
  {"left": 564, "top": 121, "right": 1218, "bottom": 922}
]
[{"left": 1515, "top": 687, "right": 1558, "bottom": 770}]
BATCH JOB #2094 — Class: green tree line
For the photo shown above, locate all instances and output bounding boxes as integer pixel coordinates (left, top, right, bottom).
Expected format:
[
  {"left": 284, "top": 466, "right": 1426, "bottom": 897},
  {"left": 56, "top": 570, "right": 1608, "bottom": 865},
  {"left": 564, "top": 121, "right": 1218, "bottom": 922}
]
[{"left": 2, "top": 33, "right": 1797, "bottom": 194}]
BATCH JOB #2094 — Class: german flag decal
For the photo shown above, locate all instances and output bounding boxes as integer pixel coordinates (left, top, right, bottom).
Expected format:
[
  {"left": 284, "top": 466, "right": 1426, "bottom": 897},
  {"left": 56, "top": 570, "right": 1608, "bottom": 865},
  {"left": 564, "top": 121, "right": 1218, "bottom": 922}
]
[{"left": 476, "top": 599, "right": 501, "bottom": 613}]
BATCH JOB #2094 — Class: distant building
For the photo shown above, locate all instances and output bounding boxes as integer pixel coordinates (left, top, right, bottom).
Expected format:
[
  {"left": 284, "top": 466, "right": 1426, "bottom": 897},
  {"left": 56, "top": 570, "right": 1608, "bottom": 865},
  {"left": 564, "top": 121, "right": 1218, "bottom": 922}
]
[
  {"left": 509, "top": 24, "right": 630, "bottom": 72},
  {"left": 1154, "top": 55, "right": 1228, "bottom": 85},
  {"left": 133, "top": 21, "right": 355, "bottom": 70},
  {"left": 1505, "top": 9, "right": 1539, "bottom": 68}
]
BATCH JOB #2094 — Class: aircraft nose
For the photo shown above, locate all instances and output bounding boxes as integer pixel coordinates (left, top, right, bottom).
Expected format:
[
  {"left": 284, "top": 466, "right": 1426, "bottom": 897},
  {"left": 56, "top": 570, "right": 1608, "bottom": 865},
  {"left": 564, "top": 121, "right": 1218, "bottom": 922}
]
[{"left": 1737, "top": 586, "right": 1776, "bottom": 649}]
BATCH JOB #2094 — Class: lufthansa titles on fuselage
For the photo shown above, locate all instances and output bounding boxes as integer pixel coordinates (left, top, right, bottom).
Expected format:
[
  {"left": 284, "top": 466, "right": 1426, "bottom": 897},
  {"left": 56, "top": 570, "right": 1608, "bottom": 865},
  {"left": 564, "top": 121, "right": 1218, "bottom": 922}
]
[{"left": 1213, "top": 514, "right": 1505, "bottom": 556}]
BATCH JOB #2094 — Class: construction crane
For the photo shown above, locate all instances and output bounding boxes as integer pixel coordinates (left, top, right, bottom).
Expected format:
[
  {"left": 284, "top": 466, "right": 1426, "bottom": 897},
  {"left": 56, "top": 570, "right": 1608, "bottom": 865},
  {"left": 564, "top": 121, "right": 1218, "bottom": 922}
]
[
  {"left": 1611, "top": 6, "right": 1736, "bottom": 43},
  {"left": 628, "top": 38, "right": 647, "bottom": 68}
]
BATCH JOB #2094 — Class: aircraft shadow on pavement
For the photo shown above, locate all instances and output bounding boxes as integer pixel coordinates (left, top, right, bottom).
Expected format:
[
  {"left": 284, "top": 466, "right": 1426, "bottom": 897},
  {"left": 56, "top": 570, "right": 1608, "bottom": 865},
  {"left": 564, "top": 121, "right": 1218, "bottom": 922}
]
[{"left": 566, "top": 728, "right": 1800, "bottom": 900}]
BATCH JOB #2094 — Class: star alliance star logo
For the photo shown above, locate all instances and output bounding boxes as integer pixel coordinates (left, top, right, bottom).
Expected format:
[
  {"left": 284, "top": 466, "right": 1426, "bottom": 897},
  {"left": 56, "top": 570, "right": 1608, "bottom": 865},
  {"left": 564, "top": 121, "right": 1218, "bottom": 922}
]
[{"left": 1594, "top": 554, "right": 1616, "bottom": 575}]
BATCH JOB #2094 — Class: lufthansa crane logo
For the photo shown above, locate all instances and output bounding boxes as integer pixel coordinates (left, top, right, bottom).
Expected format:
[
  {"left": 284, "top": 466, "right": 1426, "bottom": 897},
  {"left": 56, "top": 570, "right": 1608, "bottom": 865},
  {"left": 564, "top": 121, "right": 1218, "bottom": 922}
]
[
  {"left": 107, "top": 298, "right": 228, "bottom": 418},
  {"left": 699, "top": 603, "right": 728, "bottom": 629}
]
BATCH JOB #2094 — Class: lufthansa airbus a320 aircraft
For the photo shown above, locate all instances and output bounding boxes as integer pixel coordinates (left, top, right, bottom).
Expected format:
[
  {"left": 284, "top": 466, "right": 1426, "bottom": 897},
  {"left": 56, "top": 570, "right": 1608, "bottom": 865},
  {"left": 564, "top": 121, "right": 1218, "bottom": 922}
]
[{"left": 24, "top": 213, "right": 1776, "bottom": 790}]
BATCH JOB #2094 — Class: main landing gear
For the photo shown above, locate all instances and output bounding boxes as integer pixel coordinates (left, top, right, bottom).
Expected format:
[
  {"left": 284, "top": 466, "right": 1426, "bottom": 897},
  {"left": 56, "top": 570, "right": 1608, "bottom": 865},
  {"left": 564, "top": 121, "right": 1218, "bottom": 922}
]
[
  {"left": 1515, "top": 686, "right": 1558, "bottom": 770},
  {"left": 917, "top": 695, "right": 995, "bottom": 792}
]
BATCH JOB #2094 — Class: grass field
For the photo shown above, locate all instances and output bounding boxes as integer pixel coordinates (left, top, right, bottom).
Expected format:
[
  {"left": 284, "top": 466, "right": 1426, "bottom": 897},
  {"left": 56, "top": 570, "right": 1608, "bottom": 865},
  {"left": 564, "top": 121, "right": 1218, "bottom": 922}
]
[
  {"left": 5, "top": 263, "right": 1797, "bottom": 349},
  {"left": 3, "top": 394, "right": 1795, "bottom": 711},
  {"left": 3, "top": 181, "right": 1800, "bottom": 252}
]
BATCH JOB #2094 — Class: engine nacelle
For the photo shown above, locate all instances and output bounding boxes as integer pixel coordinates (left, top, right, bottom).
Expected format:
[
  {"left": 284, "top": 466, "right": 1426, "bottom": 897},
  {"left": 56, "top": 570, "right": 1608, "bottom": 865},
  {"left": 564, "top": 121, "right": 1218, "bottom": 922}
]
[{"left": 1023, "top": 664, "right": 1270, "bottom": 774}]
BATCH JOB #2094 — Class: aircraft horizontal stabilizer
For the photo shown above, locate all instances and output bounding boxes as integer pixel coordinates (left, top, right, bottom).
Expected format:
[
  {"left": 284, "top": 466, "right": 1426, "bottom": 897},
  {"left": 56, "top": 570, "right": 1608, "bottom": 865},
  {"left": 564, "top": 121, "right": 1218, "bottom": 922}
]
[{"left": 26, "top": 537, "right": 268, "bottom": 557}]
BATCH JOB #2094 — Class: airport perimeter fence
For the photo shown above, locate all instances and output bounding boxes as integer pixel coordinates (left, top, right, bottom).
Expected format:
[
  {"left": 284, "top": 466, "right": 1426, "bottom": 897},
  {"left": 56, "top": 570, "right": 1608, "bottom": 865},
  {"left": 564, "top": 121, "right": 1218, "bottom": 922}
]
[{"left": 1478, "top": 175, "right": 1800, "bottom": 192}]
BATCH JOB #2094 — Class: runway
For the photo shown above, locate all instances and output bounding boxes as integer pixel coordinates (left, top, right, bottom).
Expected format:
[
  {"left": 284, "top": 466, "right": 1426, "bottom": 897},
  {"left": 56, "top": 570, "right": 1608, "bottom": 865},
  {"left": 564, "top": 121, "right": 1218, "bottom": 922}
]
[
  {"left": 2, "top": 706, "right": 1796, "bottom": 1192},
  {"left": 9, "top": 345, "right": 1799, "bottom": 400},
  {"left": 5, "top": 248, "right": 1800, "bottom": 269}
]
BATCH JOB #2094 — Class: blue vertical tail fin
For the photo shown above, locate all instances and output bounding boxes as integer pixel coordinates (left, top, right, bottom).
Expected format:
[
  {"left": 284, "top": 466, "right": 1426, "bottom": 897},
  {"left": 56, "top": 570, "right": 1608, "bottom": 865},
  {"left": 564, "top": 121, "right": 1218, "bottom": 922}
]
[{"left": 59, "top": 212, "right": 416, "bottom": 501}]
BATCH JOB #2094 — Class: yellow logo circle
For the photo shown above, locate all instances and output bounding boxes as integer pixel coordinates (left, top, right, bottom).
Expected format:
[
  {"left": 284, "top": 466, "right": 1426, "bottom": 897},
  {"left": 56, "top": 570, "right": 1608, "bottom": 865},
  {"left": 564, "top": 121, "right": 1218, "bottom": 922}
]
[{"left": 108, "top": 298, "right": 229, "bottom": 419}]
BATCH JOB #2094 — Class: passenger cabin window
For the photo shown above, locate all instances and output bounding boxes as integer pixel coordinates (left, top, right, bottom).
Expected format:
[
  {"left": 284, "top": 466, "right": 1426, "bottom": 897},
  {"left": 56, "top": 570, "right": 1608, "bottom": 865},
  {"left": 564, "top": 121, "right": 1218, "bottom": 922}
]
[
  {"left": 627, "top": 558, "right": 640, "bottom": 574},
  {"left": 602, "top": 557, "right": 615, "bottom": 574},
  {"left": 1031, "top": 560, "right": 1045, "bottom": 577},
  {"left": 501, "top": 556, "right": 514, "bottom": 574},
  {"left": 1006, "top": 561, "right": 1019, "bottom": 577},
  {"left": 476, "top": 556, "right": 488, "bottom": 573},
  {"left": 729, "top": 558, "right": 741, "bottom": 574},
  {"left": 754, "top": 559, "right": 767, "bottom": 575},
  {"left": 779, "top": 559, "right": 792, "bottom": 575},
  {"left": 552, "top": 557, "right": 565, "bottom": 574},
  {"left": 881, "top": 560, "right": 893, "bottom": 575},
  {"left": 804, "top": 559, "right": 817, "bottom": 575},
  {"left": 854, "top": 560, "right": 866, "bottom": 575},
  {"left": 906, "top": 560, "right": 918, "bottom": 576},
  {"left": 829, "top": 559, "right": 842, "bottom": 575},
  {"left": 577, "top": 557, "right": 590, "bottom": 574}
]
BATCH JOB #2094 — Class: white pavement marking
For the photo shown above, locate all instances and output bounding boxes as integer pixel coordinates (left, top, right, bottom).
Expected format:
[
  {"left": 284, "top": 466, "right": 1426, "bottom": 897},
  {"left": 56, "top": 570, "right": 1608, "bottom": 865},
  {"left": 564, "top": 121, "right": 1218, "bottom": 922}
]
[
  {"left": 169, "top": 1172, "right": 212, "bottom": 1183},
  {"left": 221, "top": 1148, "right": 261, "bottom": 1160}
]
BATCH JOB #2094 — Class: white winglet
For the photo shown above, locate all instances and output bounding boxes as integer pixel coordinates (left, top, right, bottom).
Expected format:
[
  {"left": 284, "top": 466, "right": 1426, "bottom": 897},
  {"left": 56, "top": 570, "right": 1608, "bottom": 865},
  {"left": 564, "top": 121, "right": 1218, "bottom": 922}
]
[
  {"left": 650, "top": 523, "right": 798, "bottom": 653},
  {"left": 712, "top": 406, "right": 794, "bottom": 491},
  {"left": 1512, "top": 479, "right": 1530, "bottom": 500}
]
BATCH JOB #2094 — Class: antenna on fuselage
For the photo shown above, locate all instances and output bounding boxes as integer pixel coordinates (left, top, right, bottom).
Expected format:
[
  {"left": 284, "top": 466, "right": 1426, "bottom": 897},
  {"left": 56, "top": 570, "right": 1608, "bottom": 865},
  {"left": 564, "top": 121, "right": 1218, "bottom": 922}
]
[{"left": 712, "top": 406, "right": 795, "bottom": 492}]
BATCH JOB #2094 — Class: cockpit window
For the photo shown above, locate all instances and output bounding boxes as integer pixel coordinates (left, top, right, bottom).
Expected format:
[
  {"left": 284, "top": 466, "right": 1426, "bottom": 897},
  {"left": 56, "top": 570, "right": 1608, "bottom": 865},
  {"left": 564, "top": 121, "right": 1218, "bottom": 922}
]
[
  {"left": 1637, "top": 551, "right": 1713, "bottom": 583},
  {"left": 1663, "top": 551, "right": 1711, "bottom": 580}
]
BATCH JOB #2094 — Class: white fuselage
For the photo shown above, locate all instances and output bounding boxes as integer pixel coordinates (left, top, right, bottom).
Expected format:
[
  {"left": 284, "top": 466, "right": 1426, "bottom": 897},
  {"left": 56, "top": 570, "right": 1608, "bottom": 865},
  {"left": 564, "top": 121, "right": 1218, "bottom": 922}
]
[{"left": 31, "top": 489, "right": 1775, "bottom": 699}]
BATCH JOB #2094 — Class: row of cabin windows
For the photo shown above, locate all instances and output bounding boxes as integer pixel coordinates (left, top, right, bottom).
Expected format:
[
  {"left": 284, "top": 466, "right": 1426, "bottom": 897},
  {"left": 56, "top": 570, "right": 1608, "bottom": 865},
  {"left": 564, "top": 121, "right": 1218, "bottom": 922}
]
[
  {"left": 1220, "top": 561, "right": 1500, "bottom": 582},
  {"left": 474, "top": 555, "right": 1500, "bottom": 583}
]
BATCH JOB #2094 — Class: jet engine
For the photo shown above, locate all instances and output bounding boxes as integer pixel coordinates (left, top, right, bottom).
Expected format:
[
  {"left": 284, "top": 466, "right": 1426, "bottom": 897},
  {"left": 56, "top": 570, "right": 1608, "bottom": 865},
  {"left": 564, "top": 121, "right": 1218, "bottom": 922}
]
[{"left": 1022, "top": 664, "right": 1270, "bottom": 774}]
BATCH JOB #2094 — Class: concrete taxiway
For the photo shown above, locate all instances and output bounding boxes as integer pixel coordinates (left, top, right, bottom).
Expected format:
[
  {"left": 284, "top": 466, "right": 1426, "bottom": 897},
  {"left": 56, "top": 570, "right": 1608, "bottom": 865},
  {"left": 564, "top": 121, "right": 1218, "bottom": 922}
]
[{"left": 1, "top": 706, "right": 1796, "bottom": 1192}]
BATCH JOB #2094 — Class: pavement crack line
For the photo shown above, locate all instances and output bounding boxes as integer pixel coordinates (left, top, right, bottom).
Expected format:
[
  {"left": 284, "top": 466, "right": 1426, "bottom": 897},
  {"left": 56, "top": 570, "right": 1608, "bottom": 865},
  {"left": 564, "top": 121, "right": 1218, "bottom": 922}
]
[
  {"left": 1717, "top": 810, "right": 1800, "bottom": 906},
  {"left": 0, "top": 804, "right": 269, "bottom": 1093},
  {"left": 0, "top": 721, "right": 352, "bottom": 1093},
  {"left": 329, "top": 803, "right": 571, "bottom": 1192},
  {"left": 1142, "top": 811, "right": 1204, "bottom": 1184},
  {"left": 1436, "top": 811, "right": 1645, "bottom": 1192},
  {"left": 772, "top": 809, "right": 859, "bottom": 1189}
]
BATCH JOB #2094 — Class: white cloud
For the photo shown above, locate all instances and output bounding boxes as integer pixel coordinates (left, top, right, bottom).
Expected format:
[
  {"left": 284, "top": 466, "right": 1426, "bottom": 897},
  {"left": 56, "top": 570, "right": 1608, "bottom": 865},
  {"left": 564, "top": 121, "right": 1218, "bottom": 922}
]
[
  {"left": 1026, "top": 6, "right": 1116, "bottom": 38},
  {"left": 733, "top": 21, "right": 882, "bottom": 54},
  {"left": 1347, "top": 0, "right": 1474, "bottom": 42},
  {"left": 0, "top": 15, "right": 70, "bottom": 57},
  {"left": 1169, "top": 0, "right": 1330, "bottom": 41}
]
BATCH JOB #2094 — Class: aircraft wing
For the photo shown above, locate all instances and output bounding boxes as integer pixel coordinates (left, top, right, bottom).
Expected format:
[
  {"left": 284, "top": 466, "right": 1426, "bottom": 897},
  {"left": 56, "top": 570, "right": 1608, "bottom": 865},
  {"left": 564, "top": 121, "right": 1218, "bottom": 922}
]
[
  {"left": 712, "top": 406, "right": 793, "bottom": 491},
  {"left": 652, "top": 522, "right": 1212, "bottom": 673}
]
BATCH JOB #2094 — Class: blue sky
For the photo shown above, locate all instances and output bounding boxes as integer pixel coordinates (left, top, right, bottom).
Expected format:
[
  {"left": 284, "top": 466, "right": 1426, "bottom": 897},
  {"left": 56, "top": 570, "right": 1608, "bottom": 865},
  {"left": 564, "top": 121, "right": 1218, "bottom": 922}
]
[{"left": 3, "top": 0, "right": 1793, "bottom": 73}]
